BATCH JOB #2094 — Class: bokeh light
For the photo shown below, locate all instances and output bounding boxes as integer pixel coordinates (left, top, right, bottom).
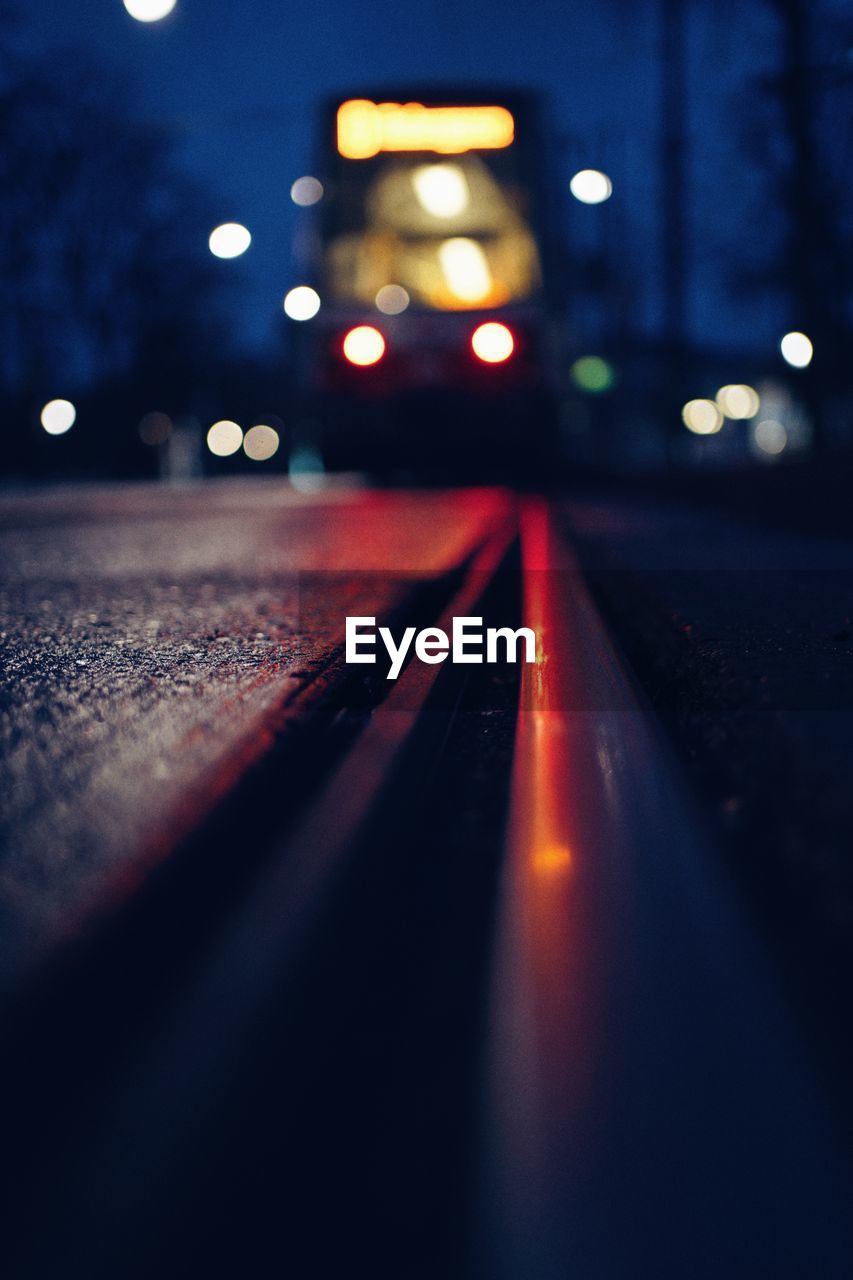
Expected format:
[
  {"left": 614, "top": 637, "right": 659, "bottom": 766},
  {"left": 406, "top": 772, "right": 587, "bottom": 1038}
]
[
  {"left": 138, "top": 411, "right": 172, "bottom": 446},
  {"left": 571, "top": 355, "right": 615, "bottom": 394},
  {"left": 283, "top": 286, "right": 321, "bottom": 321},
  {"left": 123, "top": 0, "right": 177, "bottom": 21},
  {"left": 206, "top": 420, "right": 243, "bottom": 457},
  {"left": 569, "top": 169, "right": 613, "bottom": 204},
  {"left": 412, "top": 164, "right": 470, "bottom": 217},
  {"left": 533, "top": 844, "right": 573, "bottom": 877},
  {"left": 682, "top": 399, "right": 723, "bottom": 435},
  {"left": 716, "top": 384, "right": 760, "bottom": 419},
  {"left": 342, "top": 326, "right": 385, "bottom": 366},
  {"left": 289, "top": 445, "right": 326, "bottom": 492},
  {"left": 471, "top": 322, "right": 514, "bottom": 364},
  {"left": 336, "top": 99, "right": 514, "bottom": 160},
  {"left": 752, "top": 419, "right": 788, "bottom": 456},
  {"left": 290, "top": 176, "right": 324, "bottom": 207},
  {"left": 40, "top": 399, "right": 76, "bottom": 435},
  {"left": 780, "top": 331, "right": 813, "bottom": 368},
  {"left": 208, "top": 223, "right": 251, "bottom": 259},
  {"left": 439, "top": 238, "right": 491, "bottom": 304},
  {"left": 756, "top": 380, "right": 791, "bottom": 417},
  {"left": 375, "top": 284, "right": 410, "bottom": 315},
  {"left": 243, "top": 424, "right": 280, "bottom": 461}
]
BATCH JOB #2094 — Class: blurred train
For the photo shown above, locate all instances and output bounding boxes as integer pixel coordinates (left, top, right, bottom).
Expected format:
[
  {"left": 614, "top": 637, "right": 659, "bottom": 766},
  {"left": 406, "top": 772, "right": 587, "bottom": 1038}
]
[{"left": 292, "top": 87, "right": 568, "bottom": 479}]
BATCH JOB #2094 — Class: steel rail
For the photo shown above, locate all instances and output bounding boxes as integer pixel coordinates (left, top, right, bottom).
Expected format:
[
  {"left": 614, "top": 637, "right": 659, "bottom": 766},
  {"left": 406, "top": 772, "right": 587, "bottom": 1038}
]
[
  {"left": 477, "top": 499, "right": 853, "bottom": 1279},
  {"left": 25, "top": 518, "right": 518, "bottom": 1279}
]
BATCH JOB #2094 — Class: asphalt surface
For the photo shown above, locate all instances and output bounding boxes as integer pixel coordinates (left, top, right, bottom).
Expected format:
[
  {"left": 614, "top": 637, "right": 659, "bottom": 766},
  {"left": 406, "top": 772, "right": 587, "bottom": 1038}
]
[
  {"left": 2, "top": 478, "right": 853, "bottom": 1279},
  {"left": 565, "top": 491, "right": 853, "bottom": 1140},
  {"left": 0, "top": 479, "right": 505, "bottom": 990}
]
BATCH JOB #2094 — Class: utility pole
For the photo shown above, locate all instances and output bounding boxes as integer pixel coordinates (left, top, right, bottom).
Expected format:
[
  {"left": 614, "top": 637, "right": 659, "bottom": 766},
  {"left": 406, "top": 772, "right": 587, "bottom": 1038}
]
[
  {"left": 660, "top": 0, "right": 688, "bottom": 455},
  {"left": 771, "top": 0, "right": 828, "bottom": 449}
]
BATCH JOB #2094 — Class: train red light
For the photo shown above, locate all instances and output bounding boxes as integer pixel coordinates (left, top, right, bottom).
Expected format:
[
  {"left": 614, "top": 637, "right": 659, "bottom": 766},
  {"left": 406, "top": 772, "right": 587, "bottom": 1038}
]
[
  {"left": 342, "top": 325, "right": 386, "bottom": 366},
  {"left": 471, "top": 322, "right": 514, "bottom": 364}
]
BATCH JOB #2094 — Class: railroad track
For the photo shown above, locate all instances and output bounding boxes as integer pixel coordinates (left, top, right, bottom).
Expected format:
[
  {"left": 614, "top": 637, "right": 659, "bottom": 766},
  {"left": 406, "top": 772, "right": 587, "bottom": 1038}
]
[{"left": 1, "top": 496, "right": 851, "bottom": 1279}]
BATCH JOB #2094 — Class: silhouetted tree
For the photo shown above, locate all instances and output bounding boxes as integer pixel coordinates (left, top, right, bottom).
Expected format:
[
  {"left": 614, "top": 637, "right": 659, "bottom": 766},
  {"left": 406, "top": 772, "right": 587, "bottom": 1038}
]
[
  {"left": 736, "top": 0, "right": 853, "bottom": 446},
  {"left": 0, "top": 26, "right": 229, "bottom": 459}
]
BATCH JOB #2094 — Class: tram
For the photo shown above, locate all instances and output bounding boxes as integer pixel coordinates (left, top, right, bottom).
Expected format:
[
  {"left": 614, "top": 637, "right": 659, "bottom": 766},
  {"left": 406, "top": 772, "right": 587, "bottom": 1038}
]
[{"left": 293, "top": 87, "right": 566, "bottom": 478}]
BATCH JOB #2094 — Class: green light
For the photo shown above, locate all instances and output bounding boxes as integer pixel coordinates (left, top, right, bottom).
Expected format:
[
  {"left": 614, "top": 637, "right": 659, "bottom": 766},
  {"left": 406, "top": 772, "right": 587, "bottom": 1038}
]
[{"left": 571, "top": 355, "right": 616, "bottom": 394}]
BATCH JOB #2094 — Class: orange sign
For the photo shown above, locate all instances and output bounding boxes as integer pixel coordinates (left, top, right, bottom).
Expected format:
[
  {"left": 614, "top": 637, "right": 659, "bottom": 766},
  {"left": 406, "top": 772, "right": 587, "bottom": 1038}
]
[{"left": 337, "top": 99, "right": 515, "bottom": 160}]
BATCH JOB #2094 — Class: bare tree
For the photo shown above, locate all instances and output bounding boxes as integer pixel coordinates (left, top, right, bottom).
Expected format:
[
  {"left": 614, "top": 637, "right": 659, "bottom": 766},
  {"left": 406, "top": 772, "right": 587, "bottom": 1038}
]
[
  {"left": 736, "top": 0, "right": 853, "bottom": 445},
  {"left": 0, "top": 38, "right": 227, "bottom": 414}
]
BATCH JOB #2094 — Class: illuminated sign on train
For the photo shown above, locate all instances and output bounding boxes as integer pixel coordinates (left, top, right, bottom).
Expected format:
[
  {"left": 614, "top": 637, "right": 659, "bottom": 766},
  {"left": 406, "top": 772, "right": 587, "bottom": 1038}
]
[{"left": 336, "top": 99, "right": 515, "bottom": 159}]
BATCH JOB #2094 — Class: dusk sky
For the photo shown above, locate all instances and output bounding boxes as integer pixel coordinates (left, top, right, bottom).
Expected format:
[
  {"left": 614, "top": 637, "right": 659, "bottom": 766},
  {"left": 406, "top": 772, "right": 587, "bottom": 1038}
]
[{"left": 19, "top": 0, "right": 784, "bottom": 353}]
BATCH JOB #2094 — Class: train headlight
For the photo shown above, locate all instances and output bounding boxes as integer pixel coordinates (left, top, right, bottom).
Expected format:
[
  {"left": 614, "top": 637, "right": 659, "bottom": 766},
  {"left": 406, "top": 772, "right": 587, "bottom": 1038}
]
[
  {"left": 342, "top": 326, "right": 386, "bottom": 367},
  {"left": 471, "top": 322, "right": 514, "bottom": 364}
]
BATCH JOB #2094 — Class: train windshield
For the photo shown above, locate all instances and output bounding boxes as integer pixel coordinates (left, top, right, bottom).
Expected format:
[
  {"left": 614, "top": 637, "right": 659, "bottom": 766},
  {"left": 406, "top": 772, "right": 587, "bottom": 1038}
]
[{"left": 323, "top": 101, "right": 543, "bottom": 311}]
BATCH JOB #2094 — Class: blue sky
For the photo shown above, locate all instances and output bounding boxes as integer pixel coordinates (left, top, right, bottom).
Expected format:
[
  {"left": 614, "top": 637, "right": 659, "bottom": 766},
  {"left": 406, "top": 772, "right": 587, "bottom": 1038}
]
[{"left": 21, "top": 0, "right": 783, "bottom": 354}]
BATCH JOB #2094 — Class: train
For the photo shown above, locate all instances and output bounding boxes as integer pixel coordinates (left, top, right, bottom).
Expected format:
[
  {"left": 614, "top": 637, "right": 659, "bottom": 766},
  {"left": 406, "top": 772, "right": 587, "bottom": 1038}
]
[{"left": 291, "top": 87, "right": 567, "bottom": 480}]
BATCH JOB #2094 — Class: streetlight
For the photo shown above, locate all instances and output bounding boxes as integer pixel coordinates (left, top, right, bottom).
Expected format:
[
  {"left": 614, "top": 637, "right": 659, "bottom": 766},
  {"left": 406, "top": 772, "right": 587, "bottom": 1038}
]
[
  {"left": 208, "top": 223, "right": 252, "bottom": 259},
  {"left": 715, "top": 384, "right": 760, "bottom": 419},
  {"left": 243, "top": 425, "right": 280, "bottom": 461},
  {"left": 123, "top": 0, "right": 177, "bottom": 21},
  {"left": 40, "top": 399, "right": 76, "bottom": 435},
  {"left": 290, "top": 177, "right": 324, "bottom": 207},
  {"left": 681, "top": 399, "right": 723, "bottom": 435},
  {"left": 569, "top": 169, "right": 613, "bottom": 204},
  {"left": 206, "top": 421, "right": 243, "bottom": 457},
  {"left": 780, "top": 332, "right": 813, "bottom": 369},
  {"left": 283, "top": 287, "right": 321, "bottom": 321}
]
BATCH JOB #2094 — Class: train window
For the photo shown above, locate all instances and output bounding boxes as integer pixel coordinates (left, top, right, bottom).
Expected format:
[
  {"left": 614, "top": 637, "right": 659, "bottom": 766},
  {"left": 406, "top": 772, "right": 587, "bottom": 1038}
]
[{"left": 323, "top": 133, "right": 542, "bottom": 312}]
